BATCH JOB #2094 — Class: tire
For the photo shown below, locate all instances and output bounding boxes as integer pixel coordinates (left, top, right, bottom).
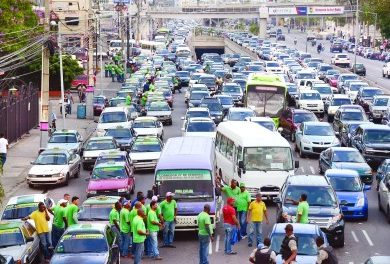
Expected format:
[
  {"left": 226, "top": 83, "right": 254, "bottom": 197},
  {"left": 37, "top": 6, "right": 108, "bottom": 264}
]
[
  {"left": 74, "top": 165, "right": 80, "bottom": 178},
  {"left": 299, "top": 144, "right": 306, "bottom": 158},
  {"left": 130, "top": 184, "right": 135, "bottom": 195},
  {"left": 327, "top": 115, "right": 334, "bottom": 123},
  {"left": 64, "top": 174, "right": 70, "bottom": 186}
]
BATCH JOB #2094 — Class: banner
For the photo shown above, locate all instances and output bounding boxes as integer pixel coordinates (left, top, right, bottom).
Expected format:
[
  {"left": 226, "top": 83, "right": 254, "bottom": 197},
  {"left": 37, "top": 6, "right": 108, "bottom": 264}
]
[{"left": 268, "top": 6, "right": 344, "bottom": 16}]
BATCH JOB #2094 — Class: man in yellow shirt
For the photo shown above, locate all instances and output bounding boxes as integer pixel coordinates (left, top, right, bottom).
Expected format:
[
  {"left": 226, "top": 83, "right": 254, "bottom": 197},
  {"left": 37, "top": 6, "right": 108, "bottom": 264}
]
[
  {"left": 247, "top": 193, "right": 269, "bottom": 247},
  {"left": 22, "top": 202, "right": 51, "bottom": 262}
]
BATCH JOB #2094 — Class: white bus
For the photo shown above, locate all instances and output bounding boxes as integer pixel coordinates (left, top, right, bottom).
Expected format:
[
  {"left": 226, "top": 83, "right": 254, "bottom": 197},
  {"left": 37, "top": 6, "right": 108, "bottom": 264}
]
[{"left": 215, "top": 121, "right": 298, "bottom": 198}]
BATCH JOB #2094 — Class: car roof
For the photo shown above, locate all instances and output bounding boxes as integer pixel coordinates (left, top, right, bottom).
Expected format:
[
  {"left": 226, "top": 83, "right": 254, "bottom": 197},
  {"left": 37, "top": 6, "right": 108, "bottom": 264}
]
[
  {"left": 359, "top": 124, "right": 390, "bottom": 131},
  {"left": 82, "top": 195, "right": 120, "bottom": 205},
  {"left": 102, "top": 106, "right": 127, "bottom": 113},
  {"left": 134, "top": 116, "right": 158, "bottom": 121},
  {"left": 0, "top": 221, "right": 23, "bottom": 230},
  {"left": 332, "top": 94, "right": 350, "bottom": 99},
  {"left": 325, "top": 169, "right": 359, "bottom": 178},
  {"left": 52, "top": 129, "right": 78, "bottom": 135},
  {"left": 88, "top": 136, "right": 114, "bottom": 142},
  {"left": 300, "top": 90, "right": 320, "bottom": 94},
  {"left": 188, "top": 117, "right": 214, "bottom": 122},
  {"left": 187, "top": 107, "right": 209, "bottom": 112},
  {"left": 94, "top": 161, "right": 126, "bottom": 169},
  {"left": 303, "top": 121, "right": 330, "bottom": 127},
  {"left": 229, "top": 107, "right": 253, "bottom": 112},
  {"left": 286, "top": 175, "right": 330, "bottom": 186},
  {"left": 98, "top": 150, "right": 127, "bottom": 157},
  {"left": 272, "top": 223, "right": 320, "bottom": 235},
  {"left": 6, "top": 194, "right": 47, "bottom": 206},
  {"left": 65, "top": 223, "right": 108, "bottom": 233}
]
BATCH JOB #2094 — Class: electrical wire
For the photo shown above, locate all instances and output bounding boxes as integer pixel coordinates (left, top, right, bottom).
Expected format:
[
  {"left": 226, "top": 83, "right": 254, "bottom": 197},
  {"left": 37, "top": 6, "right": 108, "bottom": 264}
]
[{"left": 0, "top": 26, "right": 42, "bottom": 36}]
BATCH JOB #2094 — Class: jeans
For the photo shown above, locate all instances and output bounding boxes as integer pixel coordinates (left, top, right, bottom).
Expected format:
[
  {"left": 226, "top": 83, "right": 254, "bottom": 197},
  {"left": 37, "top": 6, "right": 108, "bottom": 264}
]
[
  {"left": 223, "top": 223, "right": 234, "bottom": 254},
  {"left": 199, "top": 235, "right": 210, "bottom": 264},
  {"left": 237, "top": 211, "right": 247, "bottom": 237},
  {"left": 248, "top": 221, "right": 263, "bottom": 246},
  {"left": 105, "top": 70, "right": 108, "bottom": 77},
  {"left": 51, "top": 225, "right": 64, "bottom": 248},
  {"left": 133, "top": 242, "right": 144, "bottom": 264},
  {"left": 38, "top": 232, "right": 51, "bottom": 259},
  {"left": 149, "top": 231, "right": 160, "bottom": 258},
  {"left": 163, "top": 221, "right": 175, "bottom": 246},
  {"left": 120, "top": 232, "right": 131, "bottom": 256},
  {"left": 0, "top": 153, "right": 6, "bottom": 168},
  {"left": 111, "top": 74, "right": 115, "bottom": 82},
  {"left": 145, "top": 235, "right": 152, "bottom": 256}
]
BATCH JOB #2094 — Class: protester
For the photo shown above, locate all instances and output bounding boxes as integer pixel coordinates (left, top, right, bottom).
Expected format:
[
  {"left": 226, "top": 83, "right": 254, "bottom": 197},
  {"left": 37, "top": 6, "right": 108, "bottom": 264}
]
[
  {"left": 126, "top": 92, "right": 132, "bottom": 106},
  {"left": 132, "top": 208, "right": 149, "bottom": 264},
  {"left": 0, "top": 133, "right": 9, "bottom": 174},
  {"left": 236, "top": 183, "right": 251, "bottom": 238},
  {"left": 66, "top": 196, "right": 79, "bottom": 226},
  {"left": 104, "top": 62, "right": 109, "bottom": 77},
  {"left": 51, "top": 199, "right": 68, "bottom": 248},
  {"left": 119, "top": 200, "right": 132, "bottom": 258},
  {"left": 247, "top": 193, "right": 269, "bottom": 247},
  {"left": 197, "top": 204, "right": 214, "bottom": 264},
  {"left": 22, "top": 202, "right": 52, "bottom": 262},
  {"left": 249, "top": 238, "right": 276, "bottom": 264},
  {"left": 219, "top": 179, "right": 240, "bottom": 200},
  {"left": 287, "top": 193, "right": 309, "bottom": 224},
  {"left": 147, "top": 200, "right": 163, "bottom": 260},
  {"left": 109, "top": 202, "right": 122, "bottom": 240},
  {"left": 316, "top": 236, "right": 338, "bottom": 264},
  {"left": 280, "top": 224, "right": 298, "bottom": 264},
  {"left": 222, "top": 197, "right": 240, "bottom": 255},
  {"left": 160, "top": 192, "right": 177, "bottom": 248}
]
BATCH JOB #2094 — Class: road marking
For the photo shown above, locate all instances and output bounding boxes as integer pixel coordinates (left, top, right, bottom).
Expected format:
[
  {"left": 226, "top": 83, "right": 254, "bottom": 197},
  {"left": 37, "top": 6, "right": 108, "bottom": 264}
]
[
  {"left": 310, "top": 166, "right": 315, "bottom": 174},
  {"left": 351, "top": 230, "right": 359, "bottom": 242},
  {"left": 301, "top": 167, "right": 305, "bottom": 173},
  {"left": 348, "top": 262, "right": 354, "bottom": 264},
  {"left": 362, "top": 230, "right": 374, "bottom": 246},
  {"left": 209, "top": 240, "right": 212, "bottom": 255},
  {"left": 215, "top": 235, "right": 220, "bottom": 252}
]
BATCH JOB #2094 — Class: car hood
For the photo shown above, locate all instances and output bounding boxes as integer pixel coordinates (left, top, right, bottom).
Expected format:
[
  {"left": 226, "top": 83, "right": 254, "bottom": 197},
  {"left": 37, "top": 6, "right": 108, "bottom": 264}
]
[
  {"left": 332, "top": 162, "right": 370, "bottom": 173},
  {"left": 47, "top": 143, "right": 79, "bottom": 151},
  {"left": 29, "top": 165, "right": 67, "bottom": 175},
  {"left": 0, "top": 244, "right": 27, "bottom": 261},
  {"left": 276, "top": 254, "right": 317, "bottom": 264},
  {"left": 283, "top": 204, "right": 339, "bottom": 217},
  {"left": 184, "top": 132, "right": 216, "bottom": 138},
  {"left": 130, "top": 152, "right": 161, "bottom": 160},
  {"left": 97, "top": 122, "right": 131, "bottom": 130},
  {"left": 336, "top": 191, "right": 364, "bottom": 205},
  {"left": 147, "top": 110, "right": 171, "bottom": 116},
  {"left": 50, "top": 252, "right": 109, "bottom": 264},
  {"left": 88, "top": 178, "right": 129, "bottom": 191},
  {"left": 304, "top": 135, "right": 335, "bottom": 143},
  {"left": 365, "top": 143, "right": 390, "bottom": 150},
  {"left": 134, "top": 128, "right": 159, "bottom": 136}
]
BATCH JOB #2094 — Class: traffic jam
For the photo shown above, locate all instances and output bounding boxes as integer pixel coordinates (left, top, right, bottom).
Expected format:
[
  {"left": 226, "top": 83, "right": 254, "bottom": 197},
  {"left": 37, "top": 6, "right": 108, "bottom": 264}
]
[{"left": 2, "top": 22, "right": 390, "bottom": 264}]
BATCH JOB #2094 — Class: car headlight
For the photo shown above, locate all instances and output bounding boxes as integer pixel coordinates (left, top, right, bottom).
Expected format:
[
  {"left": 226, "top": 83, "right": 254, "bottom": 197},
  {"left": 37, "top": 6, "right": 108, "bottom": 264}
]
[
  {"left": 84, "top": 157, "right": 92, "bottom": 160},
  {"left": 327, "top": 214, "right": 343, "bottom": 230},
  {"left": 97, "top": 129, "right": 105, "bottom": 134},
  {"left": 356, "top": 197, "right": 365, "bottom": 207},
  {"left": 189, "top": 103, "right": 194, "bottom": 107},
  {"left": 301, "top": 137, "right": 311, "bottom": 144},
  {"left": 332, "top": 138, "right": 340, "bottom": 145},
  {"left": 88, "top": 190, "right": 97, "bottom": 195},
  {"left": 118, "top": 188, "right": 128, "bottom": 193}
]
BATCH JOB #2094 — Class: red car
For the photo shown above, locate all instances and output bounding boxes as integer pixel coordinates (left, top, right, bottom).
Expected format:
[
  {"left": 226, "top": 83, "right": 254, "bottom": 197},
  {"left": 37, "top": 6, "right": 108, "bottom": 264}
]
[
  {"left": 279, "top": 108, "right": 319, "bottom": 142},
  {"left": 71, "top": 74, "right": 89, "bottom": 89}
]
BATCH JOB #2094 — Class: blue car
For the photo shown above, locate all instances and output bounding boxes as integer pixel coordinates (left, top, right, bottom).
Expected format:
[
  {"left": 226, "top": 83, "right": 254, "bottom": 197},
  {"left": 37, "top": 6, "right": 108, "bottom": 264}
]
[
  {"left": 319, "top": 147, "right": 373, "bottom": 185},
  {"left": 325, "top": 169, "right": 370, "bottom": 220},
  {"left": 270, "top": 223, "right": 328, "bottom": 264}
]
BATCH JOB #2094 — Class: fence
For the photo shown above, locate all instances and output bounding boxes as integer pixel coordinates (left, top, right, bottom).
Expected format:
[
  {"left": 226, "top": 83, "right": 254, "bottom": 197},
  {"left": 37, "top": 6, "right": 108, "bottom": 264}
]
[{"left": 0, "top": 83, "right": 39, "bottom": 144}]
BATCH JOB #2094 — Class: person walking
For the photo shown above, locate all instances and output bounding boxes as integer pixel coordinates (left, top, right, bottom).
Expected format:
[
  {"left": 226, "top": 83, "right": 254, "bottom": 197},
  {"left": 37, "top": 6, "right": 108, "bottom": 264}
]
[
  {"left": 247, "top": 193, "right": 269, "bottom": 247},
  {"left": 236, "top": 183, "right": 251, "bottom": 238},
  {"left": 160, "top": 192, "right": 177, "bottom": 248},
  {"left": 65, "top": 90, "right": 74, "bottom": 114},
  {"left": 66, "top": 196, "right": 79, "bottom": 226},
  {"left": 287, "top": 193, "right": 309, "bottom": 224},
  {"left": 280, "top": 224, "right": 298, "bottom": 264},
  {"left": 119, "top": 201, "right": 132, "bottom": 258},
  {"left": 22, "top": 202, "right": 52, "bottom": 263},
  {"left": 222, "top": 197, "right": 240, "bottom": 255},
  {"left": 126, "top": 92, "right": 132, "bottom": 106},
  {"left": 147, "top": 200, "right": 163, "bottom": 260},
  {"left": 110, "top": 64, "right": 117, "bottom": 82},
  {"left": 110, "top": 202, "right": 122, "bottom": 241},
  {"left": 249, "top": 238, "right": 276, "bottom": 264},
  {"left": 51, "top": 199, "right": 68, "bottom": 248},
  {"left": 132, "top": 208, "right": 149, "bottom": 264},
  {"left": 316, "top": 236, "right": 338, "bottom": 264},
  {"left": 0, "top": 133, "right": 9, "bottom": 174},
  {"left": 104, "top": 62, "right": 109, "bottom": 77},
  {"left": 197, "top": 204, "right": 214, "bottom": 264}
]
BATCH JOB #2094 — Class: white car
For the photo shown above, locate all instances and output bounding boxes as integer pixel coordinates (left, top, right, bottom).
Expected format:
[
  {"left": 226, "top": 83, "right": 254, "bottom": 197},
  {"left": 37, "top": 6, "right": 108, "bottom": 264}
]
[
  {"left": 182, "top": 117, "right": 216, "bottom": 138},
  {"left": 27, "top": 149, "right": 81, "bottom": 187},
  {"left": 181, "top": 107, "right": 211, "bottom": 130},
  {"left": 369, "top": 95, "right": 390, "bottom": 122},
  {"left": 265, "top": 61, "right": 282, "bottom": 73},
  {"left": 82, "top": 136, "right": 120, "bottom": 170},
  {"left": 245, "top": 116, "right": 282, "bottom": 134},
  {"left": 224, "top": 107, "right": 255, "bottom": 121},
  {"left": 325, "top": 94, "right": 352, "bottom": 121},
  {"left": 129, "top": 136, "right": 163, "bottom": 170},
  {"left": 296, "top": 90, "right": 324, "bottom": 117},
  {"left": 132, "top": 116, "right": 163, "bottom": 139},
  {"left": 185, "top": 83, "right": 208, "bottom": 103},
  {"left": 331, "top": 54, "right": 351, "bottom": 68},
  {"left": 146, "top": 101, "right": 173, "bottom": 125},
  {"left": 97, "top": 107, "right": 133, "bottom": 136},
  {"left": 312, "top": 83, "right": 333, "bottom": 101},
  {"left": 45, "top": 129, "right": 83, "bottom": 154}
]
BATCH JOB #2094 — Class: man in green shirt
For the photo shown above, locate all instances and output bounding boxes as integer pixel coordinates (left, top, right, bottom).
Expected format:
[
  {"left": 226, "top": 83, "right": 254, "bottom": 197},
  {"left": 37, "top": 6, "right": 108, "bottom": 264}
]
[
  {"left": 132, "top": 208, "right": 149, "bottom": 264},
  {"left": 296, "top": 193, "right": 309, "bottom": 224},
  {"left": 125, "top": 92, "right": 132, "bottom": 106},
  {"left": 119, "top": 201, "right": 131, "bottom": 258},
  {"left": 109, "top": 202, "right": 121, "bottom": 239},
  {"left": 51, "top": 199, "right": 68, "bottom": 247},
  {"left": 160, "top": 192, "right": 177, "bottom": 247},
  {"left": 147, "top": 201, "right": 163, "bottom": 260},
  {"left": 236, "top": 183, "right": 251, "bottom": 238},
  {"left": 197, "top": 204, "right": 214, "bottom": 264},
  {"left": 104, "top": 62, "right": 109, "bottom": 78},
  {"left": 66, "top": 196, "right": 79, "bottom": 227},
  {"left": 110, "top": 64, "right": 116, "bottom": 82},
  {"left": 219, "top": 179, "right": 240, "bottom": 200}
]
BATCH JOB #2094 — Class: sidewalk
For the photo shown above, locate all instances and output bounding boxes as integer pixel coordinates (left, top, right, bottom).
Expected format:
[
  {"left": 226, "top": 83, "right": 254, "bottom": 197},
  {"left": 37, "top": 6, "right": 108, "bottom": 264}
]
[{"left": 1, "top": 73, "right": 122, "bottom": 200}]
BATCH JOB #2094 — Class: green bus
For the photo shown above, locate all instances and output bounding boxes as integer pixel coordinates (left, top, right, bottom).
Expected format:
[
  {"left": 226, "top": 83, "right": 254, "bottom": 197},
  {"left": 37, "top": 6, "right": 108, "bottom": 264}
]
[{"left": 244, "top": 73, "right": 287, "bottom": 127}]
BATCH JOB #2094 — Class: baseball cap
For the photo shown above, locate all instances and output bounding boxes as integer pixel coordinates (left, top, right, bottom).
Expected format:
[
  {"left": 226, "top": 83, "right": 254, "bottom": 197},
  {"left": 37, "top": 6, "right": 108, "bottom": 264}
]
[
  {"left": 239, "top": 183, "right": 245, "bottom": 188},
  {"left": 58, "top": 199, "right": 68, "bottom": 205},
  {"left": 166, "top": 192, "right": 175, "bottom": 197},
  {"left": 257, "top": 243, "right": 265, "bottom": 249},
  {"left": 123, "top": 200, "right": 131, "bottom": 206},
  {"left": 151, "top": 195, "right": 159, "bottom": 202}
]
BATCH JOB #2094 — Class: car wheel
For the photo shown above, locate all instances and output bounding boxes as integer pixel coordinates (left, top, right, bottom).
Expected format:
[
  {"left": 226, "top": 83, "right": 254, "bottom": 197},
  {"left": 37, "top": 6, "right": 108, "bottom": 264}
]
[
  {"left": 333, "top": 235, "right": 345, "bottom": 248},
  {"left": 299, "top": 144, "right": 306, "bottom": 158},
  {"left": 74, "top": 165, "right": 80, "bottom": 178},
  {"left": 64, "top": 173, "right": 70, "bottom": 186}
]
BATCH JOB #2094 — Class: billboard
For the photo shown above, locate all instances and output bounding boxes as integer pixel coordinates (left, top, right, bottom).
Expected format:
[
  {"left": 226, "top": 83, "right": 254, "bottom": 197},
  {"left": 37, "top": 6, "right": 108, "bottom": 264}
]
[
  {"left": 268, "top": 6, "right": 344, "bottom": 16},
  {"left": 308, "top": 6, "right": 344, "bottom": 15},
  {"left": 113, "top": 0, "right": 132, "bottom": 3}
]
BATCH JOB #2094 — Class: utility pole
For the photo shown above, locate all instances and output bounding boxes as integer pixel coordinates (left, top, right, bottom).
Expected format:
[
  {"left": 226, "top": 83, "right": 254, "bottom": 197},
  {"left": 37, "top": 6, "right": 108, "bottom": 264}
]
[
  {"left": 40, "top": 0, "right": 50, "bottom": 149},
  {"left": 305, "top": 2, "right": 309, "bottom": 53},
  {"left": 127, "top": 15, "right": 130, "bottom": 62},
  {"left": 354, "top": 0, "right": 359, "bottom": 73},
  {"left": 58, "top": 22, "right": 66, "bottom": 129}
]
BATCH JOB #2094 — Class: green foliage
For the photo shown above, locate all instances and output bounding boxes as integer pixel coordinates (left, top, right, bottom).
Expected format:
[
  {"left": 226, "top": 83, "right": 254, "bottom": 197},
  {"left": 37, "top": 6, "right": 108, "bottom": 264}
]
[
  {"left": 236, "top": 22, "right": 245, "bottom": 31},
  {"left": 249, "top": 22, "right": 259, "bottom": 35},
  {"left": 49, "top": 55, "right": 84, "bottom": 90},
  {"left": 359, "top": 0, "right": 390, "bottom": 39}
]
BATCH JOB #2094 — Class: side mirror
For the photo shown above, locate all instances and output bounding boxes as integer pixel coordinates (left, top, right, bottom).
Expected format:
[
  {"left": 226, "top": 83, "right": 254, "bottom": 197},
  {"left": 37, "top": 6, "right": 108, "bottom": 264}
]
[
  {"left": 277, "top": 127, "right": 283, "bottom": 133},
  {"left": 273, "top": 197, "right": 281, "bottom": 204},
  {"left": 30, "top": 161, "right": 35, "bottom": 165},
  {"left": 238, "top": 160, "right": 244, "bottom": 169},
  {"left": 147, "top": 190, "right": 154, "bottom": 199},
  {"left": 294, "top": 160, "right": 299, "bottom": 169},
  {"left": 363, "top": 184, "right": 371, "bottom": 191}
]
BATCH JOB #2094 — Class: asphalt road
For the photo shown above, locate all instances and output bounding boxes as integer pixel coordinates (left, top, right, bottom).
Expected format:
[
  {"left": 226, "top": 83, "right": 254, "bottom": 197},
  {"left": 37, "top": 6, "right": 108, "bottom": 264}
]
[{"left": 8, "top": 53, "right": 390, "bottom": 263}]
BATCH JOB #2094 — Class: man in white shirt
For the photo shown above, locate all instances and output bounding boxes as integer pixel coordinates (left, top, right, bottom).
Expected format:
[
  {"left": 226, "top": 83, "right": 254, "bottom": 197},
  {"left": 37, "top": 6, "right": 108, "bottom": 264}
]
[{"left": 0, "top": 133, "right": 9, "bottom": 172}]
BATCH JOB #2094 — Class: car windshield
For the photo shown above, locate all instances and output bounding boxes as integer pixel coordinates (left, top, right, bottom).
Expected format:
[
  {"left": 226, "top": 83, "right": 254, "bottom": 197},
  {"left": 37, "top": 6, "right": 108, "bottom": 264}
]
[
  {"left": 133, "top": 121, "right": 156, "bottom": 128},
  {"left": 49, "top": 134, "right": 77, "bottom": 143},
  {"left": 350, "top": 84, "right": 365, "bottom": 91},
  {"left": 2, "top": 203, "right": 38, "bottom": 220},
  {"left": 271, "top": 233, "right": 318, "bottom": 256},
  {"left": 253, "top": 121, "right": 275, "bottom": 131},
  {"left": 187, "top": 122, "right": 215, "bottom": 132},
  {"left": 56, "top": 233, "right": 108, "bottom": 254},
  {"left": 35, "top": 154, "right": 67, "bottom": 165},
  {"left": 267, "top": 62, "right": 280, "bottom": 67},
  {"left": 332, "top": 98, "right": 351, "bottom": 106},
  {"left": 297, "top": 73, "right": 316, "bottom": 79},
  {"left": 78, "top": 204, "right": 112, "bottom": 221},
  {"left": 332, "top": 150, "right": 366, "bottom": 163},
  {"left": 148, "top": 104, "right": 170, "bottom": 111},
  {"left": 305, "top": 125, "right": 334, "bottom": 136},
  {"left": 341, "top": 111, "right": 364, "bottom": 121},
  {"left": 341, "top": 75, "right": 358, "bottom": 81},
  {"left": 176, "top": 71, "right": 189, "bottom": 77},
  {"left": 293, "top": 113, "right": 317, "bottom": 123},
  {"left": 362, "top": 89, "right": 382, "bottom": 98},
  {"left": 222, "top": 86, "right": 241, "bottom": 93},
  {"left": 320, "top": 66, "right": 333, "bottom": 72},
  {"left": 373, "top": 98, "right": 389, "bottom": 106},
  {"left": 131, "top": 142, "right": 161, "bottom": 152},
  {"left": 244, "top": 147, "right": 293, "bottom": 171},
  {"left": 285, "top": 186, "right": 337, "bottom": 207},
  {"left": 190, "top": 93, "right": 208, "bottom": 100},
  {"left": 229, "top": 111, "right": 254, "bottom": 121},
  {"left": 313, "top": 86, "right": 332, "bottom": 94},
  {"left": 109, "top": 99, "right": 125, "bottom": 107},
  {"left": 355, "top": 64, "right": 364, "bottom": 69},
  {"left": 92, "top": 166, "right": 127, "bottom": 179},
  {"left": 105, "top": 129, "right": 133, "bottom": 139},
  {"left": 199, "top": 77, "right": 215, "bottom": 84},
  {"left": 218, "top": 96, "right": 233, "bottom": 105},
  {"left": 327, "top": 70, "right": 339, "bottom": 75},
  {"left": 329, "top": 176, "right": 362, "bottom": 192},
  {"left": 85, "top": 141, "right": 116, "bottom": 151},
  {"left": 364, "top": 130, "right": 390, "bottom": 143},
  {"left": 100, "top": 112, "right": 126, "bottom": 123},
  {"left": 300, "top": 92, "right": 321, "bottom": 100},
  {"left": 93, "top": 97, "right": 105, "bottom": 104},
  {"left": 203, "top": 103, "right": 222, "bottom": 112},
  {"left": 287, "top": 86, "right": 298, "bottom": 93},
  {"left": 0, "top": 228, "right": 25, "bottom": 248}
]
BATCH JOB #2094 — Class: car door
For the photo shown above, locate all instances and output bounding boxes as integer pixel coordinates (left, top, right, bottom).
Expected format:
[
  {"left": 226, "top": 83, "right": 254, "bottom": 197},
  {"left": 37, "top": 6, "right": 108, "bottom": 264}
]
[
  {"left": 22, "top": 222, "right": 40, "bottom": 263},
  {"left": 106, "top": 227, "right": 119, "bottom": 264},
  {"left": 68, "top": 154, "right": 78, "bottom": 176},
  {"left": 319, "top": 149, "right": 331, "bottom": 172},
  {"left": 379, "top": 174, "right": 390, "bottom": 210},
  {"left": 295, "top": 123, "right": 304, "bottom": 148}
]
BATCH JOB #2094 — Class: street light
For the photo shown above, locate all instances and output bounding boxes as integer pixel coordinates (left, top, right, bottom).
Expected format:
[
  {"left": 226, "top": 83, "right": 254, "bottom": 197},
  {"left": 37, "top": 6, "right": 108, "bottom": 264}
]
[{"left": 305, "top": 2, "right": 309, "bottom": 53}]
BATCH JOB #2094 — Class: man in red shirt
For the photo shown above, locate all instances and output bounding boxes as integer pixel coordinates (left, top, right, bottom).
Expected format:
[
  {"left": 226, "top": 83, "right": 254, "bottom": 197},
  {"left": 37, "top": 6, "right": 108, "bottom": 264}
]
[{"left": 223, "top": 197, "right": 240, "bottom": 255}]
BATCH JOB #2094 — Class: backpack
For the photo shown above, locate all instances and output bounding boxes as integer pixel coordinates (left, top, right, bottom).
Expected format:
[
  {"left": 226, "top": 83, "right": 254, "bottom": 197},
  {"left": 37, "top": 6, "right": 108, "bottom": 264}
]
[
  {"left": 322, "top": 246, "right": 338, "bottom": 264},
  {"left": 254, "top": 247, "right": 273, "bottom": 264}
]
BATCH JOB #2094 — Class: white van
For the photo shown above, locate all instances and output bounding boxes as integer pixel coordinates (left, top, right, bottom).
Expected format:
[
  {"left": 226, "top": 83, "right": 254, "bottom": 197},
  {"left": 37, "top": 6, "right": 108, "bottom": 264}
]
[
  {"left": 215, "top": 121, "right": 298, "bottom": 198},
  {"left": 96, "top": 107, "right": 133, "bottom": 136}
]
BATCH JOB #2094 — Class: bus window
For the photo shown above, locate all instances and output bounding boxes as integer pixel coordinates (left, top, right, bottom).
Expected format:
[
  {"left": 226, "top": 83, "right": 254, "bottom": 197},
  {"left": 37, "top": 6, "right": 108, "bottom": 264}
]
[
  {"left": 215, "top": 132, "right": 221, "bottom": 151},
  {"left": 220, "top": 135, "right": 227, "bottom": 155},
  {"left": 226, "top": 139, "right": 233, "bottom": 160}
]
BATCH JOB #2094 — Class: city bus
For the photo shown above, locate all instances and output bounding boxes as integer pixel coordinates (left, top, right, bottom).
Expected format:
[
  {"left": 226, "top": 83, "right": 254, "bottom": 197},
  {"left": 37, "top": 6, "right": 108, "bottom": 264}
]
[
  {"left": 215, "top": 121, "right": 298, "bottom": 199},
  {"left": 148, "top": 136, "right": 220, "bottom": 231},
  {"left": 244, "top": 73, "right": 287, "bottom": 127}
]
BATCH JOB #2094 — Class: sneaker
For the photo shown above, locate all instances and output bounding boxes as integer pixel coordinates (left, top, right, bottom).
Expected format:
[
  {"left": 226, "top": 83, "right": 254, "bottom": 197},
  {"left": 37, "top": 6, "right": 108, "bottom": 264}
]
[
  {"left": 241, "top": 235, "right": 247, "bottom": 239},
  {"left": 154, "top": 256, "right": 163, "bottom": 260},
  {"left": 167, "top": 245, "right": 176, "bottom": 248},
  {"left": 227, "top": 252, "right": 237, "bottom": 255}
]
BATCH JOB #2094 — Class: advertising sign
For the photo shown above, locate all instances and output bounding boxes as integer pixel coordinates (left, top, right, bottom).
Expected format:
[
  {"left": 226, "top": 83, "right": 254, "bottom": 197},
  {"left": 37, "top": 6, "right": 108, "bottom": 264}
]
[
  {"left": 268, "top": 6, "right": 344, "bottom": 16},
  {"left": 308, "top": 6, "right": 344, "bottom": 15}
]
